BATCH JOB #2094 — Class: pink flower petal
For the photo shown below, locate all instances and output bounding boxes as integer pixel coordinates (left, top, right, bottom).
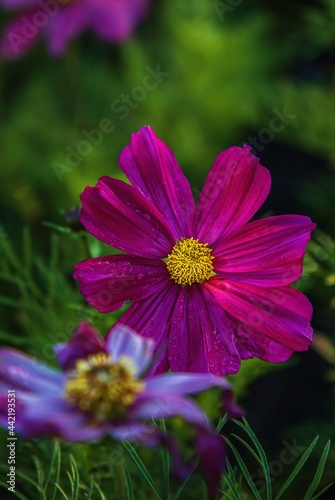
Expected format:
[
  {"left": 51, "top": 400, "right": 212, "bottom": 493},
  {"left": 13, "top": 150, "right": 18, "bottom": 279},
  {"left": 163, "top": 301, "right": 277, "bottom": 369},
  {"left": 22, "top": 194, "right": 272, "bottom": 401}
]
[
  {"left": 168, "top": 285, "right": 240, "bottom": 375},
  {"left": 214, "top": 215, "right": 316, "bottom": 287},
  {"left": 229, "top": 322, "right": 294, "bottom": 362},
  {"left": 80, "top": 176, "right": 175, "bottom": 258},
  {"left": 193, "top": 145, "right": 271, "bottom": 246},
  {"left": 113, "top": 283, "right": 181, "bottom": 374},
  {"left": 205, "top": 279, "right": 313, "bottom": 356},
  {"left": 54, "top": 321, "right": 105, "bottom": 372},
  {"left": 74, "top": 254, "right": 170, "bottom": 313},
  {"left": 118, "top": 126, "right": 195, "bottom": 239}
]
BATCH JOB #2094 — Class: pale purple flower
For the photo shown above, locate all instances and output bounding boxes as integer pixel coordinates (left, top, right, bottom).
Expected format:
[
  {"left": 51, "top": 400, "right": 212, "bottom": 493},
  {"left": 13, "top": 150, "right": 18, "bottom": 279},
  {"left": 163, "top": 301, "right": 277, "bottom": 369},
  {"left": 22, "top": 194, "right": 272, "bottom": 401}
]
[
  {"left": 0, "top": 0, "right": 149, "bottom": 58},
  {"left": 74, "top": 126, "right": 316, "bottom": 375},
  {"left": 0, "top": 322, "right": 240, "bottom": 494}
]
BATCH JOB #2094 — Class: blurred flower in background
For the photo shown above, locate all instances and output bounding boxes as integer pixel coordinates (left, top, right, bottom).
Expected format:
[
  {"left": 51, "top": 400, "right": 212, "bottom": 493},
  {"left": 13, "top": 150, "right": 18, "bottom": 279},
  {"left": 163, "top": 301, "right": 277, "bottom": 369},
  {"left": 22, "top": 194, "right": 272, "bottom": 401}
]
[
  {"left": 0, "top": 0, "right": 149, "bottom": 58},
  {"left": 0, "top": 321, "right": 240, "bottom": 495}
]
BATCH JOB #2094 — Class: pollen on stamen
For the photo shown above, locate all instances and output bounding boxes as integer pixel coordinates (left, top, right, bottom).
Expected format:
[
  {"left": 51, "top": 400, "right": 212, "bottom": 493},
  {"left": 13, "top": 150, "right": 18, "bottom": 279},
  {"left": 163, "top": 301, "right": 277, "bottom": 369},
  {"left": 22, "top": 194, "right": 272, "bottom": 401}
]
[{"left": 166, "top": 237, "right": 215, "bottom": 286}]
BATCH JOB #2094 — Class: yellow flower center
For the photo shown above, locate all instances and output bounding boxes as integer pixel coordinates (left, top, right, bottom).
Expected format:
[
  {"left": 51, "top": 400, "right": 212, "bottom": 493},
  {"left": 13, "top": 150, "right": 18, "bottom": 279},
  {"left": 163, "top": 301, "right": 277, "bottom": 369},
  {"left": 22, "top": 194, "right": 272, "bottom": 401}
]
[
  {"left": 65, "top": 352, "right": 144, "bottom": 422},
  {"left": 166, "top": 237, "right": 215, "bottom": 286}
]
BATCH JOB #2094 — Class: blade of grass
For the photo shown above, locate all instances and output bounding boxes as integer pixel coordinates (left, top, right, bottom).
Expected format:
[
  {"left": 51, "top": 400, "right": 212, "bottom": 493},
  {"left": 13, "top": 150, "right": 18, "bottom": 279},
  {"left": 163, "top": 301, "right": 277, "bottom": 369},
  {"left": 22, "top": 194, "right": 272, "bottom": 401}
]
[
  {"left": 122, "top": 442, "right": 162, "bottom": 499},
  {"left": 69, "top": 454, "right": 80, "bottom": 500},
  {"left": 303, "top": 441, "right": 331, "bottom": 500},
  {"left": 234, "top": 418, "right": 272, "bottom": 500},
  {"left": 311, "top": 481, "right": 335, "bottom": 500},
  {"left": 55, "top": 484, "right": 68, "bottom": 499},
  {"left": 0, "top": 482, "right": 29, "bottom": 499},
  {"left": 225, "top": 437, "right": 262, "bottom": 500},
  {"left": 44, "top": 441, "right": 61, "bottom": 500},
  {"left": 274, "top": 436, "right": 319, "bottom": 500},
  {"left": 173, "top": 458, "right": 199, "bottom": 500},
  {"left": 159, "top": 419, "right": 170, "bottom": 499},
  {"left": 93, "top": 480, "right": 107, "bottom": 500}
]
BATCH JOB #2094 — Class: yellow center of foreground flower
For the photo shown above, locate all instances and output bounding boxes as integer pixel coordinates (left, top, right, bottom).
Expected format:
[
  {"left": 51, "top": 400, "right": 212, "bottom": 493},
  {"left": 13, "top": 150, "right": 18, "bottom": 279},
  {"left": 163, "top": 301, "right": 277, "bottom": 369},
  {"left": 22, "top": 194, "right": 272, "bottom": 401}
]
[
  {"left": 166, "top": 237, "right": 215, "bottom": 286},
  {"left": 65, "top": 352, "right": 144, "bottom": 421}
]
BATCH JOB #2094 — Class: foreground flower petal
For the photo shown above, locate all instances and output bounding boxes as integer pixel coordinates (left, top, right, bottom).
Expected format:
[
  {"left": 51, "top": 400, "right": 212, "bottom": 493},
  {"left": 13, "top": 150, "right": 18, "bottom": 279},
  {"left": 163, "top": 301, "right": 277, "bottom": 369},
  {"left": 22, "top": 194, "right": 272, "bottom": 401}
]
[
  {"left": 80, "top": 177, "right": 175, "bottom": 257},
  {"left": 193, "top": 145, "right": 271, "bottom": 246},
  {"left": 113, "top": 283, "right": 181, "bottom": 374},
  {"left": 0, "top": 323, "right": 236, "bottom": 495},
  {"left": 74, "top": 255, "right": 170, "bottom": 313},
  {"left": 118, "top": 125, "right": 195, "bottom": 238},
  {"left": 206, "top": 279, "right": 313, "bottom": 353},
  {"left": 214, "top": 215, "right": 316, "bottom": 287},
  {"left": 168, "top": 285, "right": 241, "bottom": 375},
  {"left": 75, "top": 126, "right": 315, "bottom": 374}
]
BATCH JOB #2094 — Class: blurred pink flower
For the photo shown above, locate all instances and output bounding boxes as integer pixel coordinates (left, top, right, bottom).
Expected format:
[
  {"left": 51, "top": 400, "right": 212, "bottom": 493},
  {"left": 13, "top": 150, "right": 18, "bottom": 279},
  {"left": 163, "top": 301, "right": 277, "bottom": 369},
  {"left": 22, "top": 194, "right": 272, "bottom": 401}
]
[{"left": 0, "top": 0, "right": 149, "bottom": 58}]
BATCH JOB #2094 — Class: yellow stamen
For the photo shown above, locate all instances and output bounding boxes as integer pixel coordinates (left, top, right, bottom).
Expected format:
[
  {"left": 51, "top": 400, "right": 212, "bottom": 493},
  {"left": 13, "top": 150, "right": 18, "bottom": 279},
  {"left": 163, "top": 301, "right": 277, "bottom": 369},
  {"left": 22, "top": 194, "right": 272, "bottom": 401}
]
[
  {"left": 166, "top": 237, "right": 215, "bottom": 286},
  {"left": 65, "top": 352, "right": 143, "bottom": 422}
]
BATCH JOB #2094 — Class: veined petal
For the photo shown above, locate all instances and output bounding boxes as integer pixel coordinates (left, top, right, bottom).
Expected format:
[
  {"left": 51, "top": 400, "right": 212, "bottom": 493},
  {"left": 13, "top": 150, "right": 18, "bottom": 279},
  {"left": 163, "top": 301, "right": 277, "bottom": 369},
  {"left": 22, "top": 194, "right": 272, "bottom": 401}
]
[
  {"left": 80, "top": 176, "right": 175, "bottom": 257},
  {"left": 55, "top": 322, "right": 105, "bottom": 372},
  {"left": 206, "top": 279, "right": 313, "bottom": 356},
  {"left": 0, "top": 349, "right": 64, "bottom": 395},
  {"left": 193, "top": 145, "right": 271, "bottom": 246},
  {"left": 113, "top": 283, "right": 181, "bottom": 374},
  {"left": 105, "top": 324, "right": 154, "bottom": 377},
  {"left": 118, "top": 126, "right": 195, "bottom": 238},
  {"left": 214, "top": 215, "right": 316, "bottom": 287},
  {"left": 168, "top": 285, "right": 240, "bottom": 375},
  {"left": 229, "top": 322, "right": 294, "bottom": 363},
  {"left": 74, "top": 255, "right": 170, "bottom": 313}
]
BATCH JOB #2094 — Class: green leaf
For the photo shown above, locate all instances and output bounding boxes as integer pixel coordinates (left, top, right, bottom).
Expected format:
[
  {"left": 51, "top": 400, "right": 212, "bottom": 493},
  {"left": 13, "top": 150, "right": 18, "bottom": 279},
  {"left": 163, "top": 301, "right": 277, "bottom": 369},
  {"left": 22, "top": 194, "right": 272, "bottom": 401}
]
[
  {"left": 55, "top": 484, "right": 68, "bottom": 499},
  {"left": 69, "top": 454, "right": 80, "bottom": 500},
  {"left": 159, "top": 419, "right": 170, "bottom": 499},
  {"left": 311, "top": 481, "right": 335, "bottom": 500},
  {"left": 224, "top": 437, "right": 262, "bottom": 500},
  {"left": 122, "top": 442, "right": 162, "bottom": 499},
  {"left": 173, "top": 459, "right": 199, "bottom": 500},
  {"left": 303, "top": 440, "right": 331, "bottom": 500},
  {"left": 234, "top": 418, "right": 272, "bottom": 500},
  {"left": 123, "top": 465, "right": 135, "bottom": 500},
  {"left": 93, "top": 480, "right": 107, "bottom": 500},
  {"left": 0, "top": 481, "right": 29, "bottom": 499},
  {"left": 274, "top": 436, "right": 319, "bottom": 500},
  {"left": 44, "top": 441, "right": 61, "bottom": 500}
]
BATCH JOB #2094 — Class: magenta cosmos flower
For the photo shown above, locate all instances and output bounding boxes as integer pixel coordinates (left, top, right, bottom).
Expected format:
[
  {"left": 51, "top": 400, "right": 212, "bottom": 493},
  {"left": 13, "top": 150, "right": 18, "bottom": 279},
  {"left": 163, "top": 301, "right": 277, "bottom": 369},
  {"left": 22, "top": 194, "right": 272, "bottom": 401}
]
[
  {"left": 0, "top": 0, "right": 148, "bottom": 58},
  {"left": 74, "top": 126, "right": 316, "bottom": 376},
  {"left": 0, "top": 322, "right": 238, "bottom": 494}
]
